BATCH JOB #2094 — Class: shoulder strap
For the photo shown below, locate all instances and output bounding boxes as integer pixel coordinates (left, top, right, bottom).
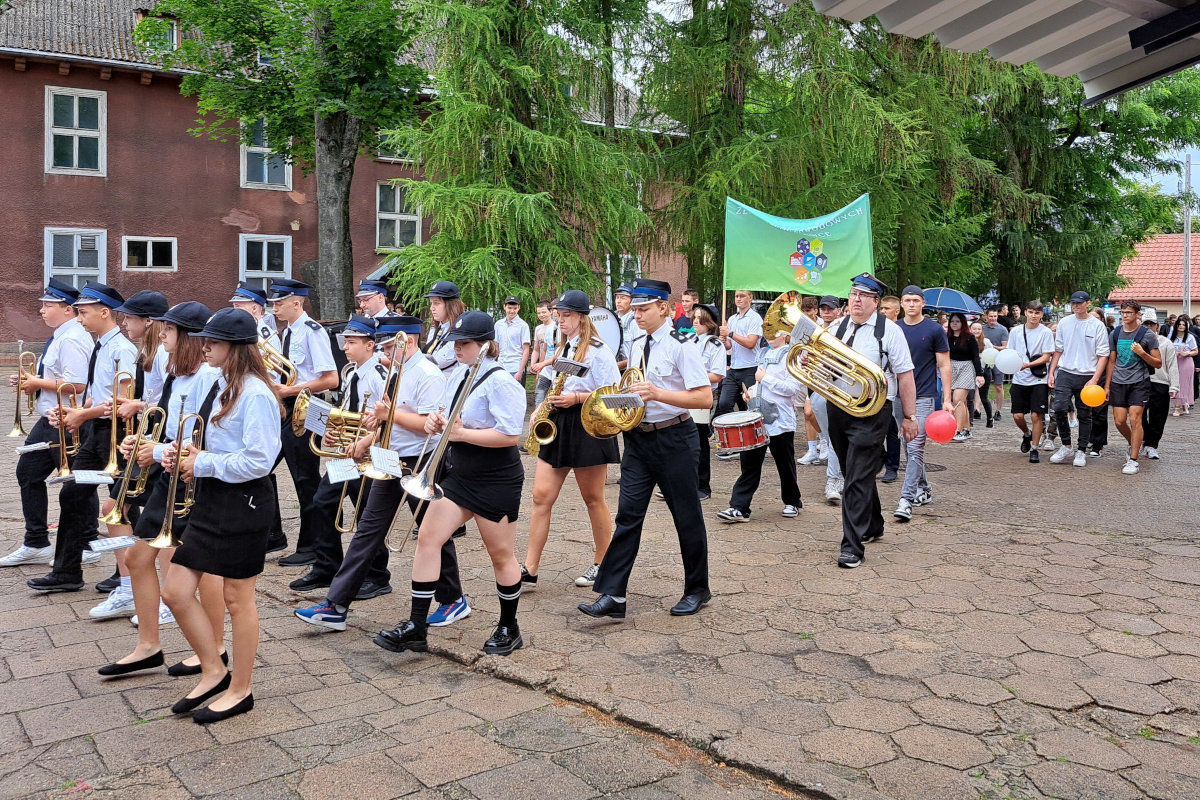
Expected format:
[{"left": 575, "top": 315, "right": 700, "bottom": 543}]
[
  {"left": 874, "top": 314, "right": 890, "bottom": 373},
  {"left": 836, "top": 316, "right": 850, "bottom": 338}
]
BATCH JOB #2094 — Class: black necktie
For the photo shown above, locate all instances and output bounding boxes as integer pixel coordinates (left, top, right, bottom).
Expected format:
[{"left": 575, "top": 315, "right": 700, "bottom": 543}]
[
  {"left": 282, "top": 328, "right": 292, "bottom": 360},
  {"left": 134, "top": 360, "right": 145, "bottom": 400},
  {"left": 35, "top": 330, "right": 54, "bottom": 399},
  {"left": 84, "top": 339, "right": 101, "bottom": 402},
  {"left": 159, "top": 374, "right": 176, "bottom": 421},
  {"left": 640, "top": 335, "right": 652, "bottom": 370},
  {"left": 194, "top": 381, "right": 221, "bottom": 450},
  {"left": 847, "top": 323, "right": 864, "bottom": 348},
  {"left": 347, "top": 373, "right": 360, "bottom": 411}
]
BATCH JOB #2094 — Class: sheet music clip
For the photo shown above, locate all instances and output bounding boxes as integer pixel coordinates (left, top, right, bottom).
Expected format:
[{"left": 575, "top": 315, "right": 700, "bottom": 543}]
[
  {"left": 600, "top": 393, "right": 645, "bottom": 410},
  {"left": 553, "top": 358, "right": 589, "bottom": 378},
  {"left": 89, "top": 536, "right": 138, "bottom": 552},
  {"left": 15, "top": 441, "right": 53, "bottom": 454}
]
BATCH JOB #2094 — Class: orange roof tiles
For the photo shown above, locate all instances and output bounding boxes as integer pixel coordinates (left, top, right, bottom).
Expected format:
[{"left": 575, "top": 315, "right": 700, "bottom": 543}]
[{"left": 1109, "top": 234, "right": 1198, "bottom": 303}]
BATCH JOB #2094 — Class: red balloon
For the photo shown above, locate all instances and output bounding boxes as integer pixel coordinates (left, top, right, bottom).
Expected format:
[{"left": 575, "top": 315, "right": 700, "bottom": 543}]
[{"left": 925, "top": 410, "right": 957, "bottom": 443}]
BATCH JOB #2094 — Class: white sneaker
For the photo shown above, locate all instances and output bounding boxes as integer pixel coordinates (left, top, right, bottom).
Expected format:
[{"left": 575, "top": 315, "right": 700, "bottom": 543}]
[
  {"left": 82, "top": 550, "right": 102, "bottom": 565},
  {"left": 781, "top": 504, "right": 800, "bottom": 518},
  {"left": 1069, "top": 418, "right": 1079, "bottom": 428},
  {"left": 912, "top": 488, "right": 932, "bottom": 506},
  {"left": 893, "top": 498, "right": 913, "bottom": 522},
  {"left": 0, "top": 545, "right": 54, "bottom": 567},
  {"left": 575, "top": 564, "right": 600, "bottom": 587},
  {"left": 90, "top": 588, "right": 135, "bottom": 619},
  {"left": 1122, "top": 458, "right": 1140, "bottom": 475},
  {"left": 130, "top": 601, "right": 175, "bottom": 628},
  {"left": 1073, "top": 450, "right": 1087, "bottom": 468},
  {"left": 1146, "top": 447, "right": 1159, "bottom": 460},
  {"left": 797, "top": 450, "right": 821, "bottom": 466},
  {"left": 1050, "top": 445, "right": 1074, "bottom": 464},
  {"left": 825, "top": 479, "right": 843, "bottom": 505}
]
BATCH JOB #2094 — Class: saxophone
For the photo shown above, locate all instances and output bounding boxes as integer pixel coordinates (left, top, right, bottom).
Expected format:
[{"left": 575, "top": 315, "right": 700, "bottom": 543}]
[{"left": 524, "top": 370, "right": 567, "bottom": 457}]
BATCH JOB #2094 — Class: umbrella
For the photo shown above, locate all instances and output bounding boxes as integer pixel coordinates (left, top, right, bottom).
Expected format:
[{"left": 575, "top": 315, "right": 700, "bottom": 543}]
[{"left": 923, "top": 287, "right": 983, "bottom": 315}]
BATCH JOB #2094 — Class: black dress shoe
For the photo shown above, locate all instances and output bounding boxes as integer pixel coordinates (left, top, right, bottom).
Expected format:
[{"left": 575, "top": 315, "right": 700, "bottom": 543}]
[
  {"left": 278, "top": 550, "right": 316, "bottom": 567},
  {"left": 881, "top": 468, "right": 898, "bottom": 483},
  {"left": 28, "top": 573, "right": 85, "bottom": 593},
  {"left": 193, "top": 693, "right": 254, "bottom": 724},
  {"left": 265, "top": 535, "right": 288, "bottom": 554},
  {"left": 167, "top": 650, "right": 228, "bottom": 677},
  {"left": 289, "top": 571, "right": 332, "bottom": 592},
  {"left": 372, "top": 620, "right": 428, "bottom": 653},
  {"left": 482, "top": 624, "right": 523, "bottom": 656},
  {"left": 98, "top": 650, "right": 164, "bottom": 676},
  {"left": 698, "top": 491, "right": 711, "bottom": 500},
  {"left": 355, "top": 582, "right": 392, "bottom": 601},
  {"left": 171, "top": 672, "right": 231, "bottom": 714},
  {"left": 669, "top": 590, "right": 712, "bottom": 616},
  {"left": 578, "top": 595, "right": 626, "bottom": 619},
  {"left": 96, "top": 568, "right": 121, "bottom": 593},
  {"left": 451, "top": 525, "right": 467, "bottom": 539}
]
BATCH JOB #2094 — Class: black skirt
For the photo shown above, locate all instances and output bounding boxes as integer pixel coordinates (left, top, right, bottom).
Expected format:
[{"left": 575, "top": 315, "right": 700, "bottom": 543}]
[
  {"left": 537, "top": 405, "right": 619, "bottom": 469},
  {"left": 441, "top": 441, "right": 523, "bottom": 523},
  {"left": 131, "top": 467, "right": 178, "bottom": 541},
  {"left": 171, "top": 476, "right": 275, "bottom": 579}
]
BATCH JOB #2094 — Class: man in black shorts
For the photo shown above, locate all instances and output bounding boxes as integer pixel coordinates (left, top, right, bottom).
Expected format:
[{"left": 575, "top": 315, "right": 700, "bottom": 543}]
[
  {"left": 1105, "top": 299, "right": 1161, "bottom": 476},
  {"left": 1007, "top": 301, "right": 1055, "bottom": 463}
]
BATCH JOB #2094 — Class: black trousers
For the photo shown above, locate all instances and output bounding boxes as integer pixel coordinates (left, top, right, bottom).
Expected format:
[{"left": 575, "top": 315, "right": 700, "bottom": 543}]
[
  {"left": 715, "top": 366, "right": 757, "bottom": 417},
  {"left": 828, "top": 401, "right": 891, "bottom": 560},
  {"left": 1144, "top": 382, "right": 1171, "bottom": 448},
  {"left": 17, "top": 416, "right": 61, "bottom": 549},
  {"left": 696, "top": 422, "right": 712, "bottom": 495},
  {"left": 326, "top": 464, "right": 462, "bottom": 609},
  {"left": 1088, "top": 401, "right": 1110, "bottom": 449},
  {"left": 277, "top": 400, "right": 324, "bottom": 553},
  {"left": 885, "top": 414, "right": 901, "bottom": 471},
  {"left": 309, "top": 475, "right": 390, "bottom": 587},
  {"left": 1052, "top": 371, "right": 1097, "bottom": 448},
  {"left": 594, "top": 421, "right": 709, "bottom": 598},
  {"left": 729, "top": 432, "right": 800, "bottom": 513},
  {"left": 53, "top": 419, "right": 110, "bottom": 578}
]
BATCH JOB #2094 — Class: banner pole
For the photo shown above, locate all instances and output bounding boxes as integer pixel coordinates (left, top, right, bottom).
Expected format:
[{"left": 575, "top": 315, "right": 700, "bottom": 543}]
[{"left": 720, "top": 263, "right": 728, "bottom": 322}]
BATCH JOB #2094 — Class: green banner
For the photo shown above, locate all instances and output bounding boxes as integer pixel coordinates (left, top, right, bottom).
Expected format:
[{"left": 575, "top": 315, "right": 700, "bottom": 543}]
[{"left": 723, "top": 195, "right": 874, "bottom": 297}]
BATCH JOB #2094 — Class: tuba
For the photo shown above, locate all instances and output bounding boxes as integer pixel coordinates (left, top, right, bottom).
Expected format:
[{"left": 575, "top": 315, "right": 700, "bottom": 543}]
[
  {"left": 784, "top": 311, "right": 886, "bottom": 418},
  {"left": 762, "top": 291, "right": 805, "bottom": 341},
  {"left": 259, "top": 336, "right": 298, "bottom": 386}
]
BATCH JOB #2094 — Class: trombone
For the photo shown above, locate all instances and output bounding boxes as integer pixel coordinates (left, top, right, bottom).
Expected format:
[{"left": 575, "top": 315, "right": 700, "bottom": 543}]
[
  {"left": 100, "top": 406, "right": 166, "bottom": 527},
  {"left": 102, "top": 362, "right": 135, "bottom": 476},
  {"left": 54, "top": 382, "right": 80, "bottom": 479},
  {"left": 151, "top": 399, "right": 204, "bottom": 549},
  {"left": 9, "top": 342, "right": 37, "bottom": 438}
]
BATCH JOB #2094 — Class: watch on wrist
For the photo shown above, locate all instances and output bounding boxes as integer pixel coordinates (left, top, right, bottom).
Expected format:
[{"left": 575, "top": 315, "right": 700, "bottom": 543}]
[{"left": 905, "top": 414, "right": 917, "bottom": 421}]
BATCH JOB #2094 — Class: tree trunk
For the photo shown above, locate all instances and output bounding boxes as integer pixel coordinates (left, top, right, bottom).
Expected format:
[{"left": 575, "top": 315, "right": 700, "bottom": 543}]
[{"left": 311, "top": 109, "right": 361, "bottom": 320}]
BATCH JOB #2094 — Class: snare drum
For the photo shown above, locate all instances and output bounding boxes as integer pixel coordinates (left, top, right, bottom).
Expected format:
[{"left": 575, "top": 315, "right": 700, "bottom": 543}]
[{"left": 711, "top": 411, "right": 767, "bottom": 453}]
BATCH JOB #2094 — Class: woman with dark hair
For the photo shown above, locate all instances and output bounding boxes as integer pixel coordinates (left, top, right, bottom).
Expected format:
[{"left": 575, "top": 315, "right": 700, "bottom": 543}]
[
  {"left": 423, "top": 281, "right": 467, "bottom": 373},
  {"left": 948, "top": 313, "right": 983, "bottom": 441},
  {"left": 159, "top": 308, "right": 282, "bottom": 723},
  {"left": 376, "top": 311, "right": 528, "bottom": 657},
  {"left": 1171, "top": 316, "right": 1198, "bottom": 415},
  {"left": 691, "top": 304, "right": 726, "bottom": 500}
]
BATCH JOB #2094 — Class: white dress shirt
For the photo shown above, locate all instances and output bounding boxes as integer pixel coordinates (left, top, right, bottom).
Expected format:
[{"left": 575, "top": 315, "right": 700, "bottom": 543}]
[
  {"left": 625, "top": 321, "right": 710, "bottom": 423},
  {"left": 495, "top": 316, "right": 531, "bottom": 373},
  {"left": 282, "top": 312, "right": 337, "bottom": 384},
  {"left": 693, "top": 333, "right": 727, "bottom": 389},
  {"left": 554, "top": 337, "right": 621, "bottom": 395},
  {"left": 424, "top": 322, "right": 457, "bottom": 372},
  {"left": 142, "top": 347, "right": 170, "bottom": 406},
  {"left": 755, "top": 346, "right": 801, "bottom": 436},
  {"left": 443, "top": 358, "right": 526, "bottom": 436},
  {"left": 152, "top": 364, "right": 220, "bottom": 460},
  {"left": 343, "top": 354, "right": 388, "bottom": 413},
  {"left": 728, "top": 307, "right": 764, "bottom": 369},
  {"left": 191, "top": 373, "right": 282, "bottom": 482},
  {"left": 388, "top": 350, "right": 446, "bottom": 458},
  {"left": 88, "top": 327, "right": 139, "bottom": 406},
  {"left": 35, "top": 317, "right": 92, "bottom": 417},
  {"left": 833, "top": 313, "right": 914, "bottom": 401}
]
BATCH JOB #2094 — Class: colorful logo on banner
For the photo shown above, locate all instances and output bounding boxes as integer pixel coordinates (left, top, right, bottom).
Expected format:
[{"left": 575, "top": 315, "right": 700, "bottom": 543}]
[{"left": 724, "top": 195, "right": 873, "bottom": 296}]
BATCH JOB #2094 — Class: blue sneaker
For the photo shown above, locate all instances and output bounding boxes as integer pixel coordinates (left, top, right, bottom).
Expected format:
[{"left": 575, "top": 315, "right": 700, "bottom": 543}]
[
  {"left": 294, "top": 603, "right": 347, "bottom": 631},
  {"left": 427, "top": 597, "right": 471, "bottom": 627}
]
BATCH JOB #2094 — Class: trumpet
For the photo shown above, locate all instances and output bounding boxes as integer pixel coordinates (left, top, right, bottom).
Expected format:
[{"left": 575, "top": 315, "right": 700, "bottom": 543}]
[
  {"left": 259, "top": 336, "right": 297, "bottom": 386},
  {"left": 100, "top": 406, "right": 166, "bottom": 527},
  {"left": 102, "top": 362, "right": 135, "bottom": 476},
  {"left": 784, "top": 312, "right": 886, "bottom": 418},
  {"left": 150, "top": 400, "right": 204, "bottom": 549},
  {"left": 54, "top": 382, "right": 80, "bottom": 478},
  {"left": 9, "top": 343, "right": 37, "bottom": 438}
]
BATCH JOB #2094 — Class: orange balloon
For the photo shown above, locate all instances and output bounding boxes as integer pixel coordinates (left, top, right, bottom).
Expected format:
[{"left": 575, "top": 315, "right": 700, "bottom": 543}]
[{"left": 1080, "top": 385, "right": 1106, "bottom": 407}]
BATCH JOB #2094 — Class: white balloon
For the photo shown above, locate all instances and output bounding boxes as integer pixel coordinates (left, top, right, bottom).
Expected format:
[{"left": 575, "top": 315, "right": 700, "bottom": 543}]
[
  {"left": 980, "top": 347, "right": 999, "bottom": 366},
  {"left": 996, "top": 349, "right": 1023, "bottom": 374}
]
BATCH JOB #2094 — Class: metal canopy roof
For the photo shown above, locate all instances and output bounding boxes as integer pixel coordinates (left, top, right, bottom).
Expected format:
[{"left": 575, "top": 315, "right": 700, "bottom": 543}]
[{"left": 807, "top": 0, "right": 1200, "bottom": 104}]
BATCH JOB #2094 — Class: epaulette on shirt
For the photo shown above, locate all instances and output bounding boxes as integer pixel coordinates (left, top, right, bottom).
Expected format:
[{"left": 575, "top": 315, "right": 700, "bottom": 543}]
[
  {"left": 374, "top": 363, "right": 389, "bottom": 379},
  {"left": 305, "top": 319, "right": 323, "bottom": 332},
  {"left": 670, "top": 329, "right": 691, "bottom": 344}
]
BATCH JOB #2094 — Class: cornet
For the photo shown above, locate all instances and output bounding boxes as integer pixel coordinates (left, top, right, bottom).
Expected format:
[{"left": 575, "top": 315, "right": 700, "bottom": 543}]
[
  {"left": 102, "top": 362, "right": 135, "bottom": 476},
  {"left": 150, "top": 403, "right": 204, "bottom": 550},
  {"left": 54, "top": 382, "right": 80, "bottom": 478},
  {"left": 9, "top": 343, "right": 37, "bottom": 438},
  {"left": 100, "top": 406, "right": 166, "bottom": 527}
]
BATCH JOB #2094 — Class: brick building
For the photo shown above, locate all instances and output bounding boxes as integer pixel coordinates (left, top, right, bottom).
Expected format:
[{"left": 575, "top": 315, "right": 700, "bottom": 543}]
[{"left": 0, "top": 0, "right": 684, "bottom": 343}]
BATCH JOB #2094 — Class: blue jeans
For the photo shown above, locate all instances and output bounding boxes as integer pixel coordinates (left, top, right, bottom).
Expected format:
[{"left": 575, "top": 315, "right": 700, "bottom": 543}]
[{"left": 893, "top": 396, "right": 933, "bottom": 501}]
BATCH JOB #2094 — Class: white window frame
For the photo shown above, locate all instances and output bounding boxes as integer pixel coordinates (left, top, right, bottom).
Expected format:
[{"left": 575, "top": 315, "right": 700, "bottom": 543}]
[
  {"left": 375, "top": 182, "right": 423, "bottom": 251},
  {"left": 45, "top": 86, "right": 107, "bottom": 177},
  {"left": 238, "top": 234, "right": 292, "bottom": 291},
  {"left": 44, "top": 227, "right": 107, "bottom": 288},
  {"left": 240, "top": 119, "right": 292, "bottom": 191},
  {"left": 121, "top": 236, "right": 178, "bottom": 272}
]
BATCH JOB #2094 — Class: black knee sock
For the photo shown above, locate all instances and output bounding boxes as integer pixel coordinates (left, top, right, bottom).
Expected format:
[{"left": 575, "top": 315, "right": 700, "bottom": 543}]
[
  {"left": 496, "top": 580, "right": 521, "bottom": 626},
  {"left": 409, "top": 580, "right": 436, "bottom": 631}
]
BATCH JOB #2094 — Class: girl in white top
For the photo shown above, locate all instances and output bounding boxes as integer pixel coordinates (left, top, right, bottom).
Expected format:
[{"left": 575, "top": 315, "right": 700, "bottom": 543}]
[
  {"left": 691, "top": 304, "right": 726, "bottom": 499},
  {"left": 521, "top": 290, "right": 621, "bottom": 589}
]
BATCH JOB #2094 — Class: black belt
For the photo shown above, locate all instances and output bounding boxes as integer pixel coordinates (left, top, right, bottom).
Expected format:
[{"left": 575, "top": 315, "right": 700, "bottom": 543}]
[{"left": 636, "top": 412, "right": 690, "bottom": 433}]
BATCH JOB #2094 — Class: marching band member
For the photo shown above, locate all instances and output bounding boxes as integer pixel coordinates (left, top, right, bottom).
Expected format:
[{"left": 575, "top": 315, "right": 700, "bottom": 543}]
[
  {"left": 292, "top": 314, "right": 390, "bottom": 593},
  {"left": 229, "top": 282, "right": 281, "bottom": 347},
  {"left": 423, "top": 280, "right": 465, "bottom": 371},
  {"left": 614, "top": 284, "right": 635, "bottom": 370},
  {"left": 578, "top": 278, "right": 713, "bottom": 620},
  {"left": 295, "top": 314, "right": 469, "bottom": 631},
  {"left": 160, "top": 308, "right": 282, "bottom": 723},
  {"left": 3, "top": 280, "right": 91, "bottom": 568},
  {"left": 520, "top": 290, "right": 621, "bottom": 589},
  {"left": 90, "top": 290, "right": 170, "bottom": 614},
  {"left": 690, "top": 304, "right": 726, "bottom": 501},
  {"left": 268, "top": 278, "right": 339, "bottom": 567},
  {"left": 33, "top": 282, "right": 137, "bottom": 594},
  {"left": 356, "top": 279, "right": 392, "bottom": 318},
  {"left": 375, "top": 311, "right": 527, "bottom": 656},
  {"left": 97, "top": 301, "right": 219, "bottom": 676},
  {"left": 716, "top": 330, "right": 803, "bottom": 523}
]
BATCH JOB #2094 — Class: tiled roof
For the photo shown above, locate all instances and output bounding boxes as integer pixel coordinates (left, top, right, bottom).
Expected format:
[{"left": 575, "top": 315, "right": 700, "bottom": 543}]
[
  {"left": 1109, "top": 233, "right": 1196, "bottom": 303},
  {"left": 0, "top": 0, "right": 164, "bottom": 67}
]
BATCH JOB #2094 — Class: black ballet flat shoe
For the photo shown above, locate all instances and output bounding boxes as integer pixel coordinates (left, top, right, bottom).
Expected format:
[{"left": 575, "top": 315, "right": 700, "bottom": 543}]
[
  {"left": 372, "top": 620, "right": 428, "bottom": 653},
  {"left": 98, "top": 650, "right": 164, "bottom": 676},
  {"left": 167, "top": 650, "right": 228, "bottom": 677},
  {"left": 482, "top": 624, "right": 523, "bottom": 656},
  {"left": 171, "top": 672, "right": 231, "bottom": 714},
  {"left": 578, "top": 595, "right": 626, "bottom": 619},
  {"left": 193, "top": 694, "right": 254, "bottom": 724},
  {"left": 669, "top": 590, "right": 712, "bottom": 616}
]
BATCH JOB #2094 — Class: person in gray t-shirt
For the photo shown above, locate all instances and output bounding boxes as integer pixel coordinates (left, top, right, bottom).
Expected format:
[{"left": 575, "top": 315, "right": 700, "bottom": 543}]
[
  {"left": 982, "top": 307, "right": 1009, "bottom": 420},
  {"left": 1104, "top": 300, "right": 1162, "bottom": 475}
]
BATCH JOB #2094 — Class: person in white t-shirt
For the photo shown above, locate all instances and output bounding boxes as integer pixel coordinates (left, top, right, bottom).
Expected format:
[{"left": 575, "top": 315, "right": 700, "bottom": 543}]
[
  {"left": 1007, "top": 301, "right": 1056, "bottom": 464},
  {"left": 1048, "top": 291, "right": 1111, "bottom": 468}
]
